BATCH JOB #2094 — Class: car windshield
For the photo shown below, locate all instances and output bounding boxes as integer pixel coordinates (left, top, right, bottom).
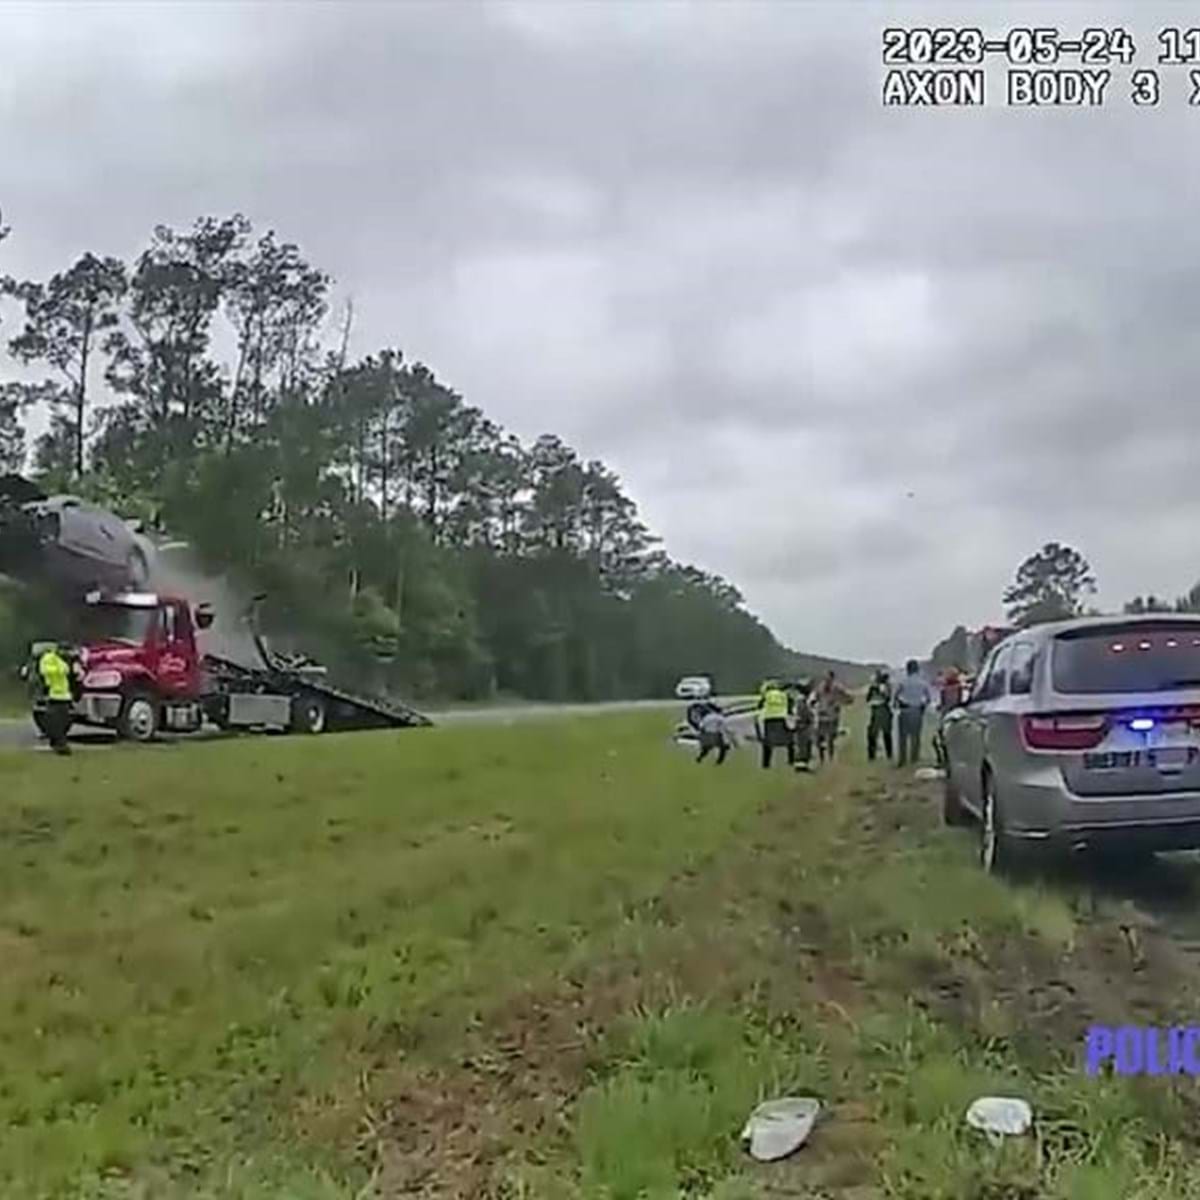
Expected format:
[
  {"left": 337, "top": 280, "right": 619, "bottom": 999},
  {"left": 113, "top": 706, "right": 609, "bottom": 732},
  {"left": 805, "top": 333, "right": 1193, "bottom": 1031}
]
[
  {"left": 1052, "top": 624, "right": 1200, "bottom": 695},
  {"left": 79, "top": 604, "right": 156, "bottom": 646}
]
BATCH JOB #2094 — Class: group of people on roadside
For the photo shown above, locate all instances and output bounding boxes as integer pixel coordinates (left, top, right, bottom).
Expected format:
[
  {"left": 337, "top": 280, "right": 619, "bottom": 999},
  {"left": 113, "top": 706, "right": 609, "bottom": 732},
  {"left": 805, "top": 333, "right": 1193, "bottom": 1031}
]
[
  {"left": 754, "top": 672, "right": 856, "bottom": 772},
  {"left": 692, "top": 671, "right": 854, "bottom": 772},
  {"left": 866, "top": 661, "right": 968, "bottom": 768},
  {"left": 691, "top": 661, "right": 970, "bottom": 772}
]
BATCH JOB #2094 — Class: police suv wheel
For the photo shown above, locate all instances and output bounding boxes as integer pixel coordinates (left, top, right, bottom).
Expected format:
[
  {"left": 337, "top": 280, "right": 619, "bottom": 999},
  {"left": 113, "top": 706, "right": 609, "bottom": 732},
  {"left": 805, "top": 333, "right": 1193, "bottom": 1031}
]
[
  {"left": 121, "top": 695, "right": 159, "bottom": 742},
  {"left": 979, "top": 773, "right": 1022, "bottom": 875}
]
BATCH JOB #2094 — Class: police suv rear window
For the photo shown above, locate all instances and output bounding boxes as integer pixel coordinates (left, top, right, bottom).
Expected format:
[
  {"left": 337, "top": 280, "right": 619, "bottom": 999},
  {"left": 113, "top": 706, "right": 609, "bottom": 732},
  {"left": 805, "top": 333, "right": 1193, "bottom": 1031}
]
[{"left": 1052, "top": 623, "right": 1200, "bottom": 695}]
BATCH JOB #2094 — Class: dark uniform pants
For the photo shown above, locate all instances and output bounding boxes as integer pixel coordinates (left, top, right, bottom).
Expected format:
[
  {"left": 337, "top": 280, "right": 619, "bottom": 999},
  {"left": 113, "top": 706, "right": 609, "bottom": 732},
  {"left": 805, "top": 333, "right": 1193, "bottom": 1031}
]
[
  {"left": 760, "top": 718, "right": 795, "bottom": 769},
  {"left": 42, "top": 700, "right": 72, "bottom": 753},
  {"left": 696, "top": 731, "right": 729, "bottom": 765},
  {"left": 897, "top": 707, "right": 924, "bottom": 767},
  {"left": 793, "top": 717, "right": 813, "bottom": 766},
  {"left": 867, "top": 707, "right": 894, "bottom": 761}
]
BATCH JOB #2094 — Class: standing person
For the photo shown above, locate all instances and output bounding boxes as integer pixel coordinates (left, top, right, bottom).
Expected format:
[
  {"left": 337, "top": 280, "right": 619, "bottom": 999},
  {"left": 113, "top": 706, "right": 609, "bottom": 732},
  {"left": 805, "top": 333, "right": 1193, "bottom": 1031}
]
[
  {"left": 894, "top": 659, "right": 934, "bottom": 768},
  {"left": 865, "top": 669, "right": 894, "bottom": 762},
  {"left": 790, "top": 679, "right": 815, "bottom": 772},
  {"left": 938, "top": 668, "right": 965, "bottom": 713},
  {"left": 756, "top": 678, "right": 795, "bottom": 769},
  {"left": 813, "top": 670, "right": 854, "bottom": 763},
  {"left": 36, "top": 641, "right": 74, "bottom": 756},
  {"left": 695, "top": 704, "right": 731, "bottom": 765},
  {"left": 933, "top": 668, "right": 965, "bottom": 769}
]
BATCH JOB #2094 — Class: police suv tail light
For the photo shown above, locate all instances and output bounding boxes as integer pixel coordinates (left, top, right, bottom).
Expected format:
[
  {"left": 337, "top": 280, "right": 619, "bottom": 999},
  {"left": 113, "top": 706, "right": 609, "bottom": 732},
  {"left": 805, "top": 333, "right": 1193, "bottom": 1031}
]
[{"left": 1020, "top": 713, "right": 1109, "bottom": 751}]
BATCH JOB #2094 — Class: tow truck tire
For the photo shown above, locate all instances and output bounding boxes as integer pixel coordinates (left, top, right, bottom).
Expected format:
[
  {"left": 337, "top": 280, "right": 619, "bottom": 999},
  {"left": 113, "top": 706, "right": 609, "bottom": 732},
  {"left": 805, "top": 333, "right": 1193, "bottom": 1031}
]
[
  {"left": 290, "top": 693, "right": 327, "bottom": 735},
  {"left": 120, "top": 692, "right": 159, "bottom": 742}
]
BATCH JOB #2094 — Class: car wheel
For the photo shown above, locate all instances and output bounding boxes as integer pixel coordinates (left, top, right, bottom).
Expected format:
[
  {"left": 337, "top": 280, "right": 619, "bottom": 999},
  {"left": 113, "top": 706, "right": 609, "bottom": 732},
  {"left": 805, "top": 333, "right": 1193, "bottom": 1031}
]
[
  {"left": 290, "top": 693, "right": 327, "bottom": 734},
  {"left": 120, "top": 692, "right": 159, "bottom": 742},
  {"left": 980, "top": 771, "right": 1022, "bottom": 875},
  {"left": 943, "top": 770, "right": 970, "bottom": 827}
]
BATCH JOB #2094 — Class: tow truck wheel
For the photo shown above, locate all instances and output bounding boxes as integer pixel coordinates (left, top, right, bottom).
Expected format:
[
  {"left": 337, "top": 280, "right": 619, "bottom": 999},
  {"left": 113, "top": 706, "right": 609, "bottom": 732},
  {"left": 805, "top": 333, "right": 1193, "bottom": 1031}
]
[
  {"left": 120, "top": 693, "right": 159, "bottom": 742},
  {"left": 291, "top": 694, "right": 327, "bottom": 735}
]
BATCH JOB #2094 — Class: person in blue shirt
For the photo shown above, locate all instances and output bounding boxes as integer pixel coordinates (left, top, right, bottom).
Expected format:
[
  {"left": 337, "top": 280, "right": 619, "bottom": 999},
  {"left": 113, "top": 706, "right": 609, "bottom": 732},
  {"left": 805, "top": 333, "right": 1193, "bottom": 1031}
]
[{"left": 893, "top": 659, "right": 934, "bottom": 768}]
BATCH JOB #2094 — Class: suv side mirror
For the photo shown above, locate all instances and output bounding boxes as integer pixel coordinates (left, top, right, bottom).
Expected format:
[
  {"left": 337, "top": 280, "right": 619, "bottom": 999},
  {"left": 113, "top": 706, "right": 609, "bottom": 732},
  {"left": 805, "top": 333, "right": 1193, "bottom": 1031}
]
[{"left": 194, "top": 603, "right": 215, "bottom": 630}]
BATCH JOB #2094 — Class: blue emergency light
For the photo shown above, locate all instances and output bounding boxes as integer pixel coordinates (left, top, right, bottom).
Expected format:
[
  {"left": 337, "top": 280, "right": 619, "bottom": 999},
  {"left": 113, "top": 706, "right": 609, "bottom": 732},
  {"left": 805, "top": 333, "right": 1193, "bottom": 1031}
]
[{"left": 1130, "top": 718, "right": 1155, "bottom": 732}]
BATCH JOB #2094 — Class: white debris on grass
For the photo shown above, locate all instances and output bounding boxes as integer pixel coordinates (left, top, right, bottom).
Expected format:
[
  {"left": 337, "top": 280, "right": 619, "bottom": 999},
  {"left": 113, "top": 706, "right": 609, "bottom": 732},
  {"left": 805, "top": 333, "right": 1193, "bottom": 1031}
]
[
  {"left": 965, "top": 1096, "right": 1032, "bottom": 1139},
  {"left": 914, "top": 766, "right": 945, "bottom": 781},
  {"left": 741, "top": 1097, "right": 821, "bottom": 1162}
]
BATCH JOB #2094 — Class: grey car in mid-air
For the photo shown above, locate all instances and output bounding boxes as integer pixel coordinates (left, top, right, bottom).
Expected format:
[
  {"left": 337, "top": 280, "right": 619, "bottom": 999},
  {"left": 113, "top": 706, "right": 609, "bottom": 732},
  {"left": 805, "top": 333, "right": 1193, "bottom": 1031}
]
[
  {"left": 0, "top": 474, "right": 152, "bottom": 595},
  {"left": 942, "top": 614, "right": 1200, "bottom": 873}
]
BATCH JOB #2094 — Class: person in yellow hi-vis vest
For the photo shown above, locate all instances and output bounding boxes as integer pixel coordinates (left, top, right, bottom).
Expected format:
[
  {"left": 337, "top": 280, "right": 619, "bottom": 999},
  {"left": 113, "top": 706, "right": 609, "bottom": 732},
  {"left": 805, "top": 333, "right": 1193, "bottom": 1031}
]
[
  {"left": 755, "top": 678, "right": 795, "bottom": 770},
  {"left": 36, "top": 642, "right": 74, "bottom": 756}
]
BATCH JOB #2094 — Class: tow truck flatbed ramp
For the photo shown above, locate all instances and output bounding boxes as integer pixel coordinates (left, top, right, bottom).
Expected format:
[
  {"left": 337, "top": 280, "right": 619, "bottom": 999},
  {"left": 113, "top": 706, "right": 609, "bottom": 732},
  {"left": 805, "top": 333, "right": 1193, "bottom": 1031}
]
[
  {"left": 305, "top": 679, "right": 432, "bottom": 729},
  {"left": 221, "top": 594, "right": 433, "bottom": 732},
  {"left": 203, "top": 653, "right": 432, "bottom": 732}
]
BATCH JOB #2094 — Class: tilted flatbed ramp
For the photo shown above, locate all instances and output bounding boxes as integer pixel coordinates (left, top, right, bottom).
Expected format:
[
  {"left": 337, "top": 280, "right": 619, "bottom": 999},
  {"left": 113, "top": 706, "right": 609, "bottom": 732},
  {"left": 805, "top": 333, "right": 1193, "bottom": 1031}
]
[
  {"left": 213, "top": 595, "right": 433, "bottom": 732},
  {"left": 203, "top": 653, "right": 433, "bottom": 732},
  {"left": 304, "top": 678, "right": 433, "bottom": 729}
]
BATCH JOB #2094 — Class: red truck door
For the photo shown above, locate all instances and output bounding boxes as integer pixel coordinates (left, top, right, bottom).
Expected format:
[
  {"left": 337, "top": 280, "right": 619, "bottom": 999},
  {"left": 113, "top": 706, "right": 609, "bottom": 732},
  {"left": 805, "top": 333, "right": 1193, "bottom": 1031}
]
[{"left": 153, "top": 601, "right": 201, "bottom": 698}]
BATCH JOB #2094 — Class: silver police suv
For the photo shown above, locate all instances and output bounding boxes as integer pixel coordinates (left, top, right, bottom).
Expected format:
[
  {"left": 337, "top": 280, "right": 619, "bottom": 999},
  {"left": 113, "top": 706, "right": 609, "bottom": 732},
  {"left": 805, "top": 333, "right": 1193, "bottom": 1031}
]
[{"left": 942, "top": 614, "right": 1200, "bottom": 873}]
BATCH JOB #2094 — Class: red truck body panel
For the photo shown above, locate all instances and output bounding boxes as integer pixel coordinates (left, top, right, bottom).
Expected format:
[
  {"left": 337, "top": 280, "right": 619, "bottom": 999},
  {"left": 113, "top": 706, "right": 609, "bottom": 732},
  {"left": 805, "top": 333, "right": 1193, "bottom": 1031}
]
[{"left": 80, "top": 596, "right": 204, "bottom": 700}]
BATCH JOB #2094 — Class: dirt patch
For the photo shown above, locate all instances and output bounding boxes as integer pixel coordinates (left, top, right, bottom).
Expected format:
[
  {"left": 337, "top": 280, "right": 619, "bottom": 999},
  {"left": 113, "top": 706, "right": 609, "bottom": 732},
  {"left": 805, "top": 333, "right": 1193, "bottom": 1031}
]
[
  {"left": 369, "top": 964, "right": 650, "bottom": 1196},
  {"left": 743, "top": 1101, "right": 886, "bottom": 1197},
  {"left": 363, "top": 867, "right": 864, "bottom": 1195}
]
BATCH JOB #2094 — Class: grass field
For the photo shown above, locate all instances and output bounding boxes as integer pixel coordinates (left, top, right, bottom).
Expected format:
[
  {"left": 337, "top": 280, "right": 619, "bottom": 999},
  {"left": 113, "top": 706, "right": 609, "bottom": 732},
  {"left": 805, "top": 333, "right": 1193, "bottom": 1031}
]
[{"left": 4, "top": 712, "right": 1200, "bottom": 1197}]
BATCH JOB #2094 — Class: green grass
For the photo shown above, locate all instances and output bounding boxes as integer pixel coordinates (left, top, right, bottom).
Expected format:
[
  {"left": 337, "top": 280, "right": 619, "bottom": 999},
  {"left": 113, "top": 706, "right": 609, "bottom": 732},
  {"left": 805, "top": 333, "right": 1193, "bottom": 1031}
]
[
  {"left": 0, "top": 716, "right": 785, "bottom": 1197},
  {"left": 4, "top": 711, "right": 1200, "bottom": 1196}
]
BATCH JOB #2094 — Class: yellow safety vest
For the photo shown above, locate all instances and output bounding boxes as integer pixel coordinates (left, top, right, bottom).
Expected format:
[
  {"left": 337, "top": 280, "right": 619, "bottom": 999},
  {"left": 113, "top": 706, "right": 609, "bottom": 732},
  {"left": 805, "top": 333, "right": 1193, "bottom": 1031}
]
[
  {"left": 38, "top": 651, "right": 72, "bottom": 702},
  {"left": 758, "top": 686, "right": 789, "bottom": 721}
]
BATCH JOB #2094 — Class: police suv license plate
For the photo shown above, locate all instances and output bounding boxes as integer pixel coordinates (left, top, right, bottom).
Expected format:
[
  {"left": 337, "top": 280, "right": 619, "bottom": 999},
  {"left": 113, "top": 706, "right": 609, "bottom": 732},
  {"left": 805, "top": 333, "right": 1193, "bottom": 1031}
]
[
  {"left": 1083, "top": 725, "right": 1200, "bottom": 774},
  {"left": 1148, "top": 725, "right": 1197, "bottom": 773}
]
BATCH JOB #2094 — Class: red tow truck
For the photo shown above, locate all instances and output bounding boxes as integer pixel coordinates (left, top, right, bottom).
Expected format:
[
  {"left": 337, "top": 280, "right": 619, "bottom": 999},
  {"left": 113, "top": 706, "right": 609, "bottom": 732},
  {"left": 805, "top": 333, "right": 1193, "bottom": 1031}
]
[{"left": 46, "top": 589, "right": 431, "bottom": 742}]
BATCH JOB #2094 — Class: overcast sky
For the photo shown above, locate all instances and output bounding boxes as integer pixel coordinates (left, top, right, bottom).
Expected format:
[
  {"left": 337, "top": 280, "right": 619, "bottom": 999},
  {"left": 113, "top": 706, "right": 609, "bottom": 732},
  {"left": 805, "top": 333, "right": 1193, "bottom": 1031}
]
[{"left": 3, "top": 0, "right": 1199, "bottom": 663}]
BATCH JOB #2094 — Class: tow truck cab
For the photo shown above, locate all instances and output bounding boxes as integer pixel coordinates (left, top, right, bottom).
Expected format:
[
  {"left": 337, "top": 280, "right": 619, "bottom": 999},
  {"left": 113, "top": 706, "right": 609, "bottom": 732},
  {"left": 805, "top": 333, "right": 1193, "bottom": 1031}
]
[{"left": 74, "top": 591, "right": 214, "bottom": 739}]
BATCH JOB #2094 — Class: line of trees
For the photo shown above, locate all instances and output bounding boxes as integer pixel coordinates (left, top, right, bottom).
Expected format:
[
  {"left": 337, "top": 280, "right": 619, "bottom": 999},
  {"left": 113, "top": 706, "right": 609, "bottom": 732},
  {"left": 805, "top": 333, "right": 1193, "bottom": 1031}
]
[
  {"left": 0, "top": 213, "right": 829, "bottom": 700},
  {"left": 1002, "top": 541, "right": 1200, "bottom": 625}
]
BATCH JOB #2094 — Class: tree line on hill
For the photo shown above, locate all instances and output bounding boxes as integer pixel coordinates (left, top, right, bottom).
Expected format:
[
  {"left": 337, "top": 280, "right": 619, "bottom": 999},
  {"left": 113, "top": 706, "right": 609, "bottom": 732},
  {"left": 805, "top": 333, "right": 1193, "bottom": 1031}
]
[{"left": 0, "top": 214, "right": 868, "bottom": 700}]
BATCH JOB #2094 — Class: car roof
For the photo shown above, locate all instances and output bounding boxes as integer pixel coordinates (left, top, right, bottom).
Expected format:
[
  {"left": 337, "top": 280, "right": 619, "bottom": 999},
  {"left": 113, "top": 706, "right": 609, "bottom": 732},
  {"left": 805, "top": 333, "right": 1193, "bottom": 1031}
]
[{"left": 1011, "top": 613, "right": 1200, "bottom": 643}]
